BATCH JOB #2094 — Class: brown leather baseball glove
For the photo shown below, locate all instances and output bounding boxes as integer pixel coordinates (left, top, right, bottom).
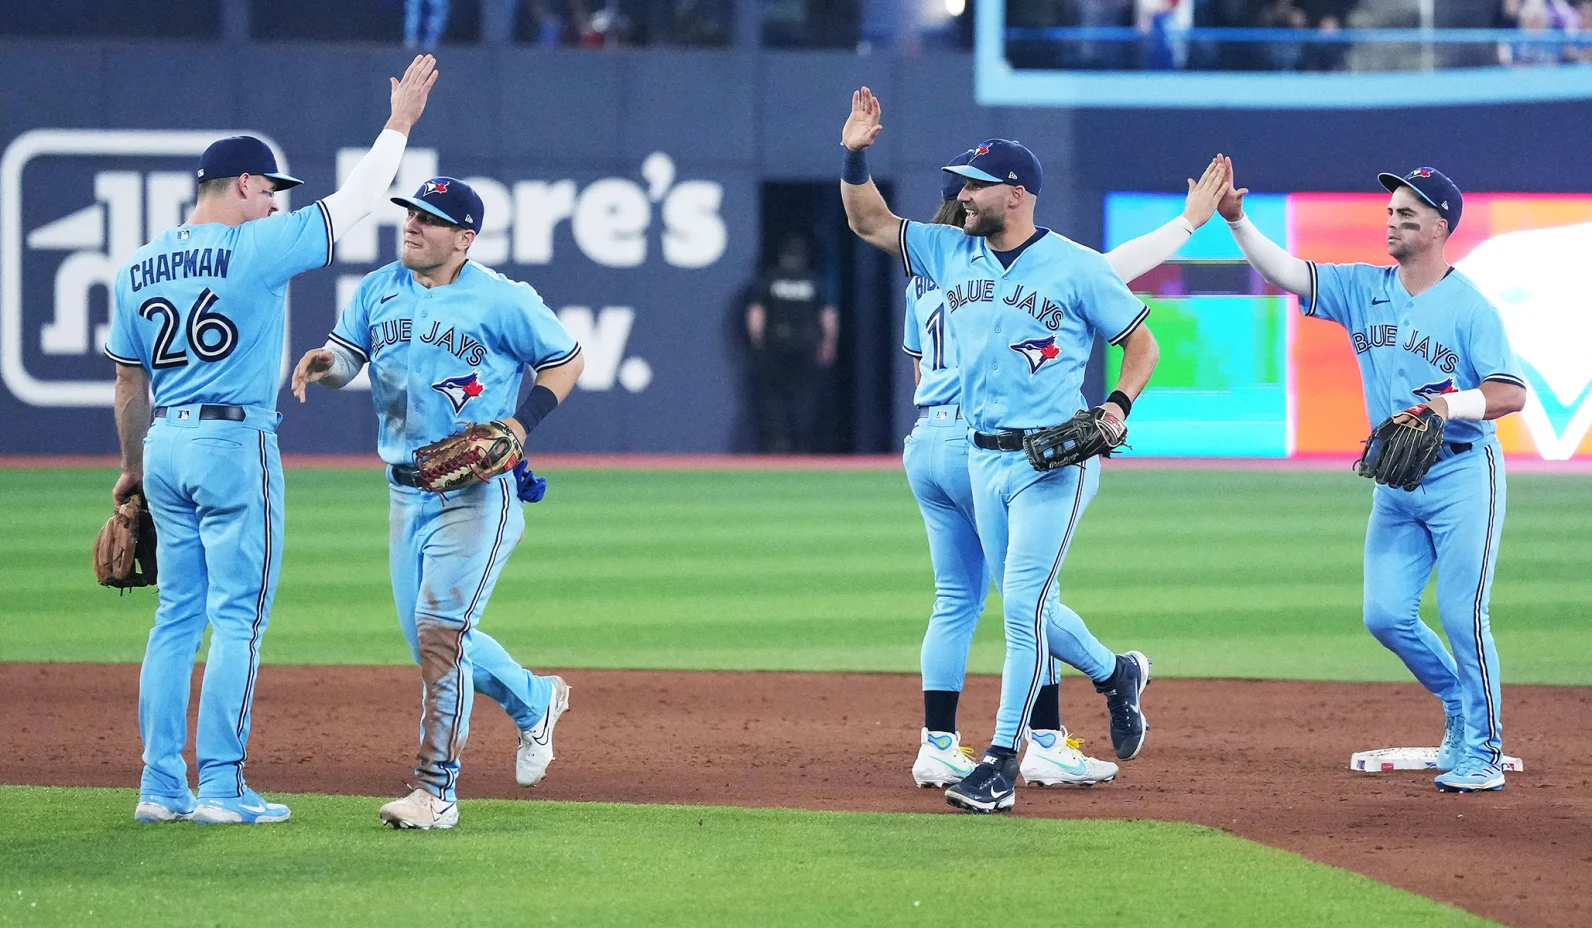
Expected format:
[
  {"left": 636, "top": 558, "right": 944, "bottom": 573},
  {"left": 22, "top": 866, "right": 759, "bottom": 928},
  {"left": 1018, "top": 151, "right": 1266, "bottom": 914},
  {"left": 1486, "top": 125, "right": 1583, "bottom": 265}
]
[
  {"left": 412, "top": 420, "right": 524, "bottom": 493},
  {"left": 94, "top": 494, "right": 158, "bottom": 589}
]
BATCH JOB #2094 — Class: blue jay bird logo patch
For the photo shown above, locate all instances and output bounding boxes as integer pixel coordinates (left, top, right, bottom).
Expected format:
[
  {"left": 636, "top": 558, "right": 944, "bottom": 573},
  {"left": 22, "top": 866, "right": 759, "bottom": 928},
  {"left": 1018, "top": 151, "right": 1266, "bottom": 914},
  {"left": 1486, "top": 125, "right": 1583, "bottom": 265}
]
[
  {"left": 1413, "top": 377, "right": 1458, "bottom": 401},
  {"left": 432, "top": 371, "right": 485, "bottom": 414},
  {"left": 1010, "top": 336, "right": 1061, "bottom": 375}
]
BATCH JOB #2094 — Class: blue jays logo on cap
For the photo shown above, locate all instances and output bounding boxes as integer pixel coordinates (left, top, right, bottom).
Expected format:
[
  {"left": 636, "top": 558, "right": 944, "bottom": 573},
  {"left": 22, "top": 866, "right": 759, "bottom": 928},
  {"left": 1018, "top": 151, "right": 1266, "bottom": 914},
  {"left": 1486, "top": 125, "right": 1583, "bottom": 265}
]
[
  {"left": 393, "top": 176, "right": 485, "bottom": 233},
  {"left": 1378, "top": 166, "right": 1463, "bottom": 232},
  {"left": 943, "top": 140, "right": 1044, "bottom": 196},
  {"left": 1011, "top": 335, "right": 1061, "bottom": 374},
  {"left": 1413, "top": 377, "right": 1458, "bottom": 401},
  {"left": 432, "top": 371, "right": 485, "bottom": 413}
]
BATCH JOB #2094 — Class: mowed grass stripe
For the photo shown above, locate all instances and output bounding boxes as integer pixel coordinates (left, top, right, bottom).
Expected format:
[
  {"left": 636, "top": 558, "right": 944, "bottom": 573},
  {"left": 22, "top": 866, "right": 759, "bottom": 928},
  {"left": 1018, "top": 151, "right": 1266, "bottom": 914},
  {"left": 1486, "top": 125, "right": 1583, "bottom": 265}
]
[
  {"left": 3, "top": 468, "right": 1589, "bottom": 684},
  {"left": 0, "top": 787, "right": 1490, "bottom": 928}
]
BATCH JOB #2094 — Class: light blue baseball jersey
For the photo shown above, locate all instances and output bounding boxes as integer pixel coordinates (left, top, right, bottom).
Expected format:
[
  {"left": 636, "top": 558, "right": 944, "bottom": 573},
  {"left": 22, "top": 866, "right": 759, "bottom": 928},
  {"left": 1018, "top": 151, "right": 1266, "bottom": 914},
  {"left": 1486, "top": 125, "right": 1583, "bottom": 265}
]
[
  {"left": 900, "top": 222, "right": 1148, "bottom": 432},
  {"left": 329, "top": 259, "right": 582, "bottom": 465},
  {"left": 105, "top": 203, "right": 333, "bottom": 407},
  {"left": 901, "top": 275, "right": 960, "bottom": 407},
  {"left": 1303, "top": 263, "right": 1525, "bottom": 445}
]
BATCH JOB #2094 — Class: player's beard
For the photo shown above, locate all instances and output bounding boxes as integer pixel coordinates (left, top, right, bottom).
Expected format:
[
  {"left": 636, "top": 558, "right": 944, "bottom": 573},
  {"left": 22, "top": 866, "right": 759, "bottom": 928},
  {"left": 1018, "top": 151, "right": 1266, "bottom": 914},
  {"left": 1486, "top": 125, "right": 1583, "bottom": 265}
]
[{"left": 964, "top": 209, "right": 1006, "bottom": 239}]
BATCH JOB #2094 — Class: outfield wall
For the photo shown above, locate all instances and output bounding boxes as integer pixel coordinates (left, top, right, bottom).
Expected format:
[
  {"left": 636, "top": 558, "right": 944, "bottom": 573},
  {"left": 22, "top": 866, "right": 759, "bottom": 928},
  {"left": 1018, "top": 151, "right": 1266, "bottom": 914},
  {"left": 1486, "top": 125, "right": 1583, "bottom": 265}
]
[{"left": 2, "top": 40, "right": 1589, "bottom": 456}]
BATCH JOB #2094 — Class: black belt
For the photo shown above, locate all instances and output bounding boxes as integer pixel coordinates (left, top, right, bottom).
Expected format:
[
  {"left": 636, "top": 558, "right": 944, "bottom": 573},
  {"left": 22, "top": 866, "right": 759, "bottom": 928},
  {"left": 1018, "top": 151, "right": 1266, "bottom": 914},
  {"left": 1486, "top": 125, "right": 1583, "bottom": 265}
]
[
  {"left": 1447, "top": 441, "right": 1472, "bottom": 455},
  {"left": 971, "top": 430, "right": 1029, "bottom": 452},
  {"left": 389, "top": 464, "right": 422, "bottom": 488},
  {"left": 152, "top": 404, "right": 245, "bottom": 421}
]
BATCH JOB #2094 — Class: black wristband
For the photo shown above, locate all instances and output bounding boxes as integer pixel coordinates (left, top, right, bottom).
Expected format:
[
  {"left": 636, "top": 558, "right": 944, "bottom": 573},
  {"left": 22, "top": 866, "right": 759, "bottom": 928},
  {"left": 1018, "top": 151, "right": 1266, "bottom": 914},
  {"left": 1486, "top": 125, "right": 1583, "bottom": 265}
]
[
  {"left": 842, "top": 147, "right": 870, "bottom": 185},
  {"left": 1106, "top": 390, "right": 1133, "bottom": 419},
  {"left": 512, "top": 384, "right": 560, "bottom": 435}
]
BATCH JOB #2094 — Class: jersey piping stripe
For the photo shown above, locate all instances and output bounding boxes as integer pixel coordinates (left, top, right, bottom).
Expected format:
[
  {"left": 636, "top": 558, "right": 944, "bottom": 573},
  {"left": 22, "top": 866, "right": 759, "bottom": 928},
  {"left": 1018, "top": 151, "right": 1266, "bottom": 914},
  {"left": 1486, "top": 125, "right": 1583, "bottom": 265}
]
[
  {"left": 1481, "top": 373, "right": 1526, "bottom": 389},
  {"left": 235, "top": 431, "right": 273, "bottom": 795},
  {"left": 315, "top": 201, "right": 334, "bottom": 268},
  {"left": 1303, "top": 261, "right": 1320, "bottom": 317},
  {"left": 901, "top": 345, "right": 923, "bottom": 358},
  {"left": 898, "top": 220, "right": 915, "bottom": 279},
  {"left": 1472, "top": 445, "right": 1503, "bottom": 766},
  {"left": 1106, "top": 303, "right": 1150, "bottom": 347},
  {"left": 103, "top": 346, "right": 141, "bottom": 366},
  {"left": 327, "top": 331, "right": 369, "bottom": 364},
  {"left": 1012, "top": 463, "right": 1089, "bottom": 750},
  {"left": 532, "top": 344, "right": 583, "bottom": 372}
]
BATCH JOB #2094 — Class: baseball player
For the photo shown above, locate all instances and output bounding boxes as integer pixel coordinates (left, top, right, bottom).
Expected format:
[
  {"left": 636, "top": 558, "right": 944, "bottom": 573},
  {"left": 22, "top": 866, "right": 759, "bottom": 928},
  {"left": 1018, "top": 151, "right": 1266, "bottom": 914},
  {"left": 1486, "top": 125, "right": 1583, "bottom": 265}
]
[
  {"left": 907, "top": 153, "right": 1228, "bottom": 791},
  {"left": 1216, "top": 157, "right": 1526, "bottom": 792},
  {"left": 106, "top": 56, "right": 439, "bottom": 825},
  {"left": 840, "top": 88, "right": 1159, "bottom": 814},
  {"left": 292, "top": 177, "right": 584, "bottom": 830}
]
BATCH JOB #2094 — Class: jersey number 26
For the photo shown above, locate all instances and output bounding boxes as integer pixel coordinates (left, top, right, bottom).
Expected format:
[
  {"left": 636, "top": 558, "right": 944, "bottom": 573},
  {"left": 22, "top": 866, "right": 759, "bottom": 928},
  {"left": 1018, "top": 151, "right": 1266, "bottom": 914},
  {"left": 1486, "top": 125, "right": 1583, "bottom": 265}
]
[{"left": 138, "top": 289, "right": 239, "bottom": 369}]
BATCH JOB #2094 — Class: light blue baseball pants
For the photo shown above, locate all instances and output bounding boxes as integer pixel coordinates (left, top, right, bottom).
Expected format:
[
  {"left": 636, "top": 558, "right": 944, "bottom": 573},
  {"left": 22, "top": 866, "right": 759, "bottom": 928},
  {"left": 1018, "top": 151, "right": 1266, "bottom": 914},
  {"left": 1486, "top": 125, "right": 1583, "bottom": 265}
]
[
  {"left": 968, "top": 448, "right": 1117, "bottom": 751},
  {"left": 138, "top": 404, "right": 283, "bottom": 801},
  {"left": 1362, "top": 443, "right": 1506, "bottom": 767},
  {"left": 904, "top": 405, "right": 1061, "bottom": 694},
  {"left": 389, "top": 473, "right": 556, "bottom": 801}
]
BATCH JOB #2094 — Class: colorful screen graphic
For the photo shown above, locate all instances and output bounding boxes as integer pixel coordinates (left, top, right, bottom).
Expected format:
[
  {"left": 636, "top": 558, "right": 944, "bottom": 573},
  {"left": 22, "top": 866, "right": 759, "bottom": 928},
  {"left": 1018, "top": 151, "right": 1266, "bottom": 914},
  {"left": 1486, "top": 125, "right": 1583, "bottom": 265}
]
[{"left": 1104, "top": 192, "right": 1592, "bottom": 460}]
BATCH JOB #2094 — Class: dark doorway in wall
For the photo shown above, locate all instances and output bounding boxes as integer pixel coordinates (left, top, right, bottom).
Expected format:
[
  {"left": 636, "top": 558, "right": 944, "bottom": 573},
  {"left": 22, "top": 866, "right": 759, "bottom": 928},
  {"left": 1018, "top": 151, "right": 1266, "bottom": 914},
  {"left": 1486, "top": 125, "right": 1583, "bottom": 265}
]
[{"left": 742, "top": 181, "right": 897, "bottom": 454}]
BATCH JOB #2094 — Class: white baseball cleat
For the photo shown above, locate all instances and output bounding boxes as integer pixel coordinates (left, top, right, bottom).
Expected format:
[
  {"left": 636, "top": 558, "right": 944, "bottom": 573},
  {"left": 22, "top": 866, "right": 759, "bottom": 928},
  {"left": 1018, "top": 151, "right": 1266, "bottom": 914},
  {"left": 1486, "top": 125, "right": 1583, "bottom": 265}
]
[
  {"left": 516, "top": 675, "right": 571, "bottom": 787},
  {"left": 379, "top": 788, "right": 459, "bottom": 830},
  {"left": 911, "top": 728, "right": 978, "bottom": 788},
  {"left": 1021, "top": 728, "right": 1118, "bottom": 787}
]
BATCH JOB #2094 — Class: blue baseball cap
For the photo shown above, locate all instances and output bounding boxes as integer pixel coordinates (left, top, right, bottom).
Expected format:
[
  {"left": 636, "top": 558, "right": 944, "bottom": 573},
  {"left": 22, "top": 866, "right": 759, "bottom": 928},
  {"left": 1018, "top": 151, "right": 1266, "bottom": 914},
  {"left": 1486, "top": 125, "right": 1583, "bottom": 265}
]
[
  {"left": 196, "top": 136, "right": 301, "bottom": 190},
  {"left": 391, "top": 177, "right": 484, "bottom": 232},
  {"left": 1378, "top": 167, "right": 1462, "bottom": 232},
  {"left": 941, "top": 149, "right": 975, "bottom": 201},
  {"left": 942, "top": 139, "right": 1043, "bottom": 196}
]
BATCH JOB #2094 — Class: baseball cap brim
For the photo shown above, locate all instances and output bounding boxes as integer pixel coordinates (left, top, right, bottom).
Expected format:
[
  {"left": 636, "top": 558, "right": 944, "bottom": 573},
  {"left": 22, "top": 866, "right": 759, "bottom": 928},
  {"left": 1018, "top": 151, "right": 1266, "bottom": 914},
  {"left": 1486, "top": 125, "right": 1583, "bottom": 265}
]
[
  {"left": 1377, "top": 172, "right": 1440, "bottom": 211},
  {"left": 263, "top": 172, "right": 303, "bottom": 190},
  {"left": 391, "top": 196, "right": 463, "bottom": 226},
  {"left": 942, "top": 164, "right": 1005, "bottom": 185}
]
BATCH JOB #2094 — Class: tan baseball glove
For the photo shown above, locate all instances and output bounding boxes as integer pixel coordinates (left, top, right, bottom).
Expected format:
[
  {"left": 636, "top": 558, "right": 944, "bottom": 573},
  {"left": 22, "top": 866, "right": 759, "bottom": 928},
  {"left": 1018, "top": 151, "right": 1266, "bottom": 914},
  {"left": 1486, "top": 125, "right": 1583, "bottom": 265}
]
[
  {"left": 412, "top": 420, "right": 524, "bottom": 493},
  {"left": 94, "top": 494, "right": 158, "bottom": 589}
]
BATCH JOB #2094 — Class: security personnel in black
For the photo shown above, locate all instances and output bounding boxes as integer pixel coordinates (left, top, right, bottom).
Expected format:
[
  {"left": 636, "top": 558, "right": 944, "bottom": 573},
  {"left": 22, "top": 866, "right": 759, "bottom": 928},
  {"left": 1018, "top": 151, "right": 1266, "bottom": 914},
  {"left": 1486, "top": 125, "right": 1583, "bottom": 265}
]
[{"left": 745, "top": 235, "right": 838, "bottom": 453}]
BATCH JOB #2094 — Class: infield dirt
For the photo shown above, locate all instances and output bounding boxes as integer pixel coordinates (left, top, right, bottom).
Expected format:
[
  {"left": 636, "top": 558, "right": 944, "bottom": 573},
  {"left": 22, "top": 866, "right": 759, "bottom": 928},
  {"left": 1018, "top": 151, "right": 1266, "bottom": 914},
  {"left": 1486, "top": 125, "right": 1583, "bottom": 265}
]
[{"left": 4, "top": 664, "right": 1588, "bottom": 928}]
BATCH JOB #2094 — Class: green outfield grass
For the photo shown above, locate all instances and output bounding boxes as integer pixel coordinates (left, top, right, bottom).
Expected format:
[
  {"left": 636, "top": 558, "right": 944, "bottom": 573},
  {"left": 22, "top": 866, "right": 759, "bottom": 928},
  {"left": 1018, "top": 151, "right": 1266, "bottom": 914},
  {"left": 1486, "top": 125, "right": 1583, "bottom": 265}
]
[
  {"left": 0, "top": 786, "right": 1489, "bottom": 928},
  {"left": 3, "top": 467, "right": 1589, "bottom": 684}
]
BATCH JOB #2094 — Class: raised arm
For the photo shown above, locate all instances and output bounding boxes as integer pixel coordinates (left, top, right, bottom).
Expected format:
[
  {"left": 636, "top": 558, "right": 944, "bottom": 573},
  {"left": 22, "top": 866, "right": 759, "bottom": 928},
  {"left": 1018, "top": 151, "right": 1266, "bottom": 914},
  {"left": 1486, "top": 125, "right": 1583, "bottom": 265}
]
[
  {"left": 1104, "top": 157, "right": 1226, "bottom": 282},
  {"left": 1216, "top": 155, "right": 1312, "bottom": 296},
  {"left": 839, "top": 87, "right": 906, "bottom": 257},
  {"left": 320, "top": 55, "right": 439, "bottom": 241}
]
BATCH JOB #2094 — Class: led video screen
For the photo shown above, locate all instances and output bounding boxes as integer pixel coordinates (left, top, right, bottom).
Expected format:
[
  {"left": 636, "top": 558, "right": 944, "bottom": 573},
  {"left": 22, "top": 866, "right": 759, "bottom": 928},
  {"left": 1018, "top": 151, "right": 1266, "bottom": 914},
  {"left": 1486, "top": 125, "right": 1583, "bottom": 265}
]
[{"left": 1104, "top": 192, "right": 1592, "bottom": 459}]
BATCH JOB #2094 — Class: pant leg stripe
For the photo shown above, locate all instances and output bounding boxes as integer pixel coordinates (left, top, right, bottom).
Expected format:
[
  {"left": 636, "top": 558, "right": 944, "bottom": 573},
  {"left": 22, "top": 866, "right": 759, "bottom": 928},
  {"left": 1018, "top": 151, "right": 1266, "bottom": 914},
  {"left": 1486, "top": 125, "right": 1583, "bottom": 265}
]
[
  {"left": 1472, "top": 447, "right": 1502, "bottom": 766},
  {"left": 1014, "top": 463, "right": 1088, "bottom": 750},
  {"left": 442, "top": 480, "right": 512, "bottom": 784},
  {"left": 234, "top": 432, "right": 272, "bottom": 794}
]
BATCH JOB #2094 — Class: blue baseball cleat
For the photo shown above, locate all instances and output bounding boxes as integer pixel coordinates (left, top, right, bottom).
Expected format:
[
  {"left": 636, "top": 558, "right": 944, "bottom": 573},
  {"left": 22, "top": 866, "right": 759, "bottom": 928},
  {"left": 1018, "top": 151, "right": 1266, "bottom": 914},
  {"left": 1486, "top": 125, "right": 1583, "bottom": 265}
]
[
  {"left": 134, "top": 792, "right": 197, "bottom": 823},
  {"left": 193, "top": 789, "right": 291, "bottom": 824},
  {"left": 1434, "top": 714, "right": 1466, "bottom": 772},
  {"left": 1096, "top": 650, "right": 1152, "bottom": 761},
  {"left": 1434, "top": 761, "right": 1505, "bottom": 793},
  {"left": 944, "top": 752, "right": 1020, "bottom": 814}
]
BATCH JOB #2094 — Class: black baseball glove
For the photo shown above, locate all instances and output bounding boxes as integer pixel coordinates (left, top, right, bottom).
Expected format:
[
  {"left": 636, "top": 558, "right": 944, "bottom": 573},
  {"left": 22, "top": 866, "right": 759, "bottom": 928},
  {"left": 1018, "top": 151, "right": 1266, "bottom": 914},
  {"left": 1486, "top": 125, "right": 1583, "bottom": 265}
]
[
  {"left": 1022, "top": 407, "right": 1129, "bottom": 472},
  {"left": 1354, "top": 405, "right": 1445, "bottom": 491}
]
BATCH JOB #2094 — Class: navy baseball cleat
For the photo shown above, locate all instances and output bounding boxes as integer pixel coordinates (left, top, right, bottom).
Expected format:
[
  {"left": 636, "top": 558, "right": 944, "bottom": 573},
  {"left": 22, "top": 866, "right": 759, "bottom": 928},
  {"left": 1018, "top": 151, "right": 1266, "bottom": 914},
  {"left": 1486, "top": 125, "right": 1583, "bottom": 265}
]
[
  {"left": 1096, "top": 650, "right": 1151, "bottom": 760},
  {"left": 945, "top": 752, "right": 1020, "bottom": 814}
]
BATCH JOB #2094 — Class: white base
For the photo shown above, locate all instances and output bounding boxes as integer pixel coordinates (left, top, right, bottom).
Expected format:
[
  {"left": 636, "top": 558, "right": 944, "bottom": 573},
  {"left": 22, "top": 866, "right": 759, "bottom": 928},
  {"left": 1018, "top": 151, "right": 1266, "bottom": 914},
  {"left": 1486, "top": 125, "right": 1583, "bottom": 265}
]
[{"left": 1349, "top": 747, "right": 1524, "bottom": 773}]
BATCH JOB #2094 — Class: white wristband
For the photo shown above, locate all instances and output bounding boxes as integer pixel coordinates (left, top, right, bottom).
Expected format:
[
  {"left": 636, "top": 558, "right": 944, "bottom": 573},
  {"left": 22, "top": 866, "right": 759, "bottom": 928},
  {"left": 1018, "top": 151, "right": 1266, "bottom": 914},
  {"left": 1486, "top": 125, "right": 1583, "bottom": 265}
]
[{"left": 1442, "top": 388, "right": 1487, "bottom": 421}]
